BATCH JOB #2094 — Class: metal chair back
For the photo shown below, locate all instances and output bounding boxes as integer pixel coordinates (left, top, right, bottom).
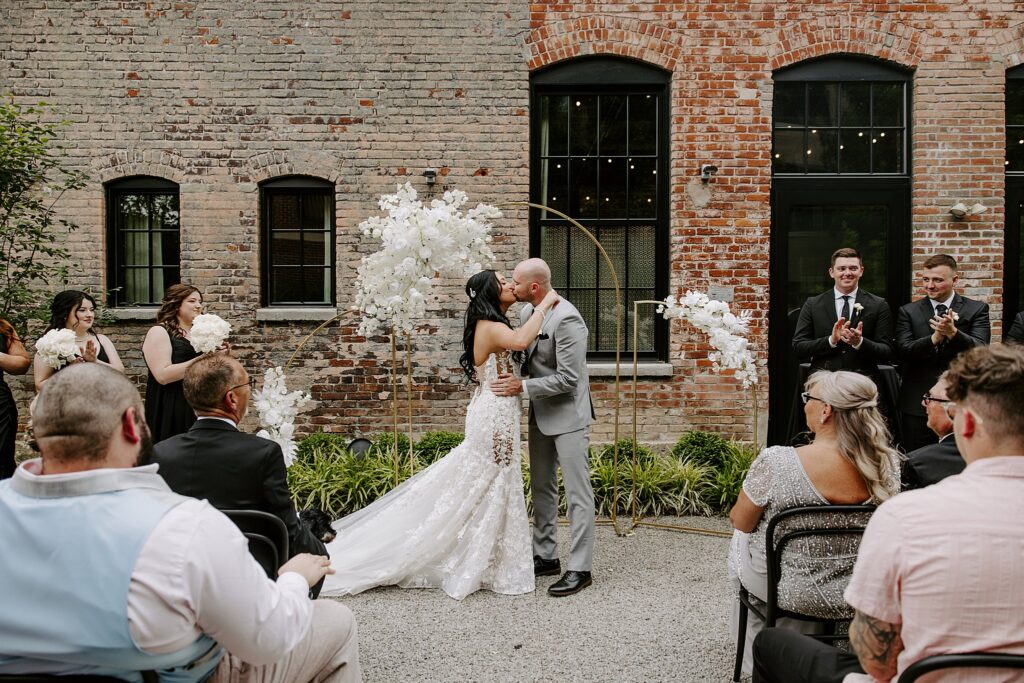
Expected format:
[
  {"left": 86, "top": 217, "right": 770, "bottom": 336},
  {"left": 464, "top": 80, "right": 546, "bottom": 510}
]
[
  {"left": 222, "top": 509, "right": 289, "bottom": 579},
  {"left": 898, "top": 653, "right": 1024, "bottom": 683}
]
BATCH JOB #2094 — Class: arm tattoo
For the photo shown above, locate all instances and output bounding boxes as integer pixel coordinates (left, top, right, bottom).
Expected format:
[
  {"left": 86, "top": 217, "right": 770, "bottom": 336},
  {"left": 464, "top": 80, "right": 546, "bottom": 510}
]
[{"left": 850, "top": 611, "right": 903, "bottom": 679}]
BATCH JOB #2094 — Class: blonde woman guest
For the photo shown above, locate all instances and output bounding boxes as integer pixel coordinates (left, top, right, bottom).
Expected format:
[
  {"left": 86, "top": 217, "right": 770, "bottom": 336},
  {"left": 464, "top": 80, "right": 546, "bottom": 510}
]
[
  {"left": 33, "top": 290, "right": 125, "bottom": 392},
  {"left": 143, "top": 284, "right": 207, "bottom": 443},
  {"left": 0, "top": 318, "right": 30, "bottom": 478},
  {"left": 728, "top": 370, "right": 901, "bottom": 675}
]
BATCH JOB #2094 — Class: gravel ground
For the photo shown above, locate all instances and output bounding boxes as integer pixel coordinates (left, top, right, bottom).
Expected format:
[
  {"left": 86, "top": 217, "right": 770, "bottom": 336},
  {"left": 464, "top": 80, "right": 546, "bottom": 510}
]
[{"left": 332, "top": 517, "right": 736, "bottom": 683}]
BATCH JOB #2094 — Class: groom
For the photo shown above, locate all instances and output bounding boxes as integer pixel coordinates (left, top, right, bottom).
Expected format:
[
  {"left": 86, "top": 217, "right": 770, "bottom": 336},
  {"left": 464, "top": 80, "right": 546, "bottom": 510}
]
[{"left": 492, "top": 257, "right": 596, "bottom": 597}]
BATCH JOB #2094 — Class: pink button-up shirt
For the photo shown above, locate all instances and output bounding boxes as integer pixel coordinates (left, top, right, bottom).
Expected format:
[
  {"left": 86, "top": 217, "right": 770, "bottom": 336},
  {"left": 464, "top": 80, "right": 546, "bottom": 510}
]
[{"left": 843, "top": 456, "right": 1024, "bottom": 682}]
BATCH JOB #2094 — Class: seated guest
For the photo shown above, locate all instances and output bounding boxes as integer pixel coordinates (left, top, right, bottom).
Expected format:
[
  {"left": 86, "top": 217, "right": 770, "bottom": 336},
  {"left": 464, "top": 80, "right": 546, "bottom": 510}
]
[
  {"left": 728, "top": 370, "right": 901, "bottom": 675},
  {"left": 901, "top": 372, "right": 964, "bottom": 490},
  {"left": 752, "top": 344, "right": 1024, "bottom": 683},
  {"left": 1007, "top": 309, "right": 1024, "bottom": 345},
  {"left": 895, "top": 254, "right": 990, "bottom": 452},
  {"left": 152, "top": 354, "right": 328, "bottom": 580},
  {"left": 0, "top": 363, "right": 361, "bottom": 682}
]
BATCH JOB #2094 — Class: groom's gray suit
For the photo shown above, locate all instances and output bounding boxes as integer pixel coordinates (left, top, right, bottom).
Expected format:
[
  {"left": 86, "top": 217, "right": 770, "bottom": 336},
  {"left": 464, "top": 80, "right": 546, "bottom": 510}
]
[{"left": 521, "top": 299, "right": 596, "bottom": 572}]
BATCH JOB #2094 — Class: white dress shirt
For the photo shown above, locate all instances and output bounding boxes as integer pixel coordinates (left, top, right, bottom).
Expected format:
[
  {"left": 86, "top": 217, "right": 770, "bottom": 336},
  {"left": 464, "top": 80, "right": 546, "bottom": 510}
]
[{"left": 929, "top": 293, "right": 955, "bottom": 315}]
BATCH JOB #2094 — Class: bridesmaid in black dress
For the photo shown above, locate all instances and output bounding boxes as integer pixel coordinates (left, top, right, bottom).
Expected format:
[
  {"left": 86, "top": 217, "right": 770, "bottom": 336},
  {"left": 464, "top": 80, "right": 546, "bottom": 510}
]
[
  {"left": 32, "top": 290, "right": 125, "bottom": 392},
  {"left": 143, "top": 284, "right": 207, "bottom": 443},
  {"left": 0, "top": 318, "right": 31, "bottom": 479}
]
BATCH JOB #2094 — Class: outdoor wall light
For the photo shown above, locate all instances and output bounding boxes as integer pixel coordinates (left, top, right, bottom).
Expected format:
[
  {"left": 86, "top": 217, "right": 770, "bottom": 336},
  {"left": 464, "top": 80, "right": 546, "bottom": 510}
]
[
  {"left": 423, "top": 167, "right": 438, "bottom": 186},
  {"left": 700, "top": 164, "right": 719, "bottom": 182},
  {"left": 948, "top": 202, "right": 987, "bottom": 219}
]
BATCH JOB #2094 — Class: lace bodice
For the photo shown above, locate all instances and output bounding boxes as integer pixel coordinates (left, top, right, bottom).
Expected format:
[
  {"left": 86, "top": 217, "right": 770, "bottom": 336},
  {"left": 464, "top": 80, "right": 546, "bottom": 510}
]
[
  {"left": 468, "top": 351, "right": 520, "bottom": 467},
  {"left": 475, "top": 350, "right": 517, "bottom": 385}
]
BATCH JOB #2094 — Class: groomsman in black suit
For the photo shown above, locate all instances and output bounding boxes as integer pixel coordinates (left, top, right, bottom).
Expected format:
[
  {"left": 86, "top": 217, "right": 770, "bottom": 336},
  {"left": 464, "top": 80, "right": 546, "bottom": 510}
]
[
  {"left": 152, "top": 353, "right": 328, "bottom": 590},
  {"left": 1006, "top": 310, "right": 1024, "bottom": 345},
  {"left": 895, "top": 254, "right": 990, "bottom": 451},
  {"left": 791, "top": 248, "right": 894, "bottom": 436},
  {"left": 901, "top": 373, "right": 965, "bottom": 490}
]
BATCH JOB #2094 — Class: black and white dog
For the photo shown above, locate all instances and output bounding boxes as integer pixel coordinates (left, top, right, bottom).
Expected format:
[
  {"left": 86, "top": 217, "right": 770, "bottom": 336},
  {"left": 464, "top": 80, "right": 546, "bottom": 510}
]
[{"left": 299, "top": 508, "right": 336, "bottom": 544}]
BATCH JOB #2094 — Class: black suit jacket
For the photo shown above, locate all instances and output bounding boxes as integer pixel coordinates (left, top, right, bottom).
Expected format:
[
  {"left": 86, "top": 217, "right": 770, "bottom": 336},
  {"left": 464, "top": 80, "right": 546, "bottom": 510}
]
[
  {"left": 792, "top": 289, "right": 894, "bottom": 375},
  {"left": 152, "top": 419, "right": 327, "bottom": 559},
  {"left": 1007, "top": 311, "right": 1024, "bottom": 345},
  {"left": 895, "top": 294, "right": 990, "bottom": 416},
  {"left": 901, "top": 435, "right": 965, "bottom": 490}
]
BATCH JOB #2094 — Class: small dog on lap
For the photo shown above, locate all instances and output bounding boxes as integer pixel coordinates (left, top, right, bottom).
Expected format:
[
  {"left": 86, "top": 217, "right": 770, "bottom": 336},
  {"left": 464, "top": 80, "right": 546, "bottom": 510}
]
[{"left": 299, "top": 508, "right": 336, "bottom": 544}]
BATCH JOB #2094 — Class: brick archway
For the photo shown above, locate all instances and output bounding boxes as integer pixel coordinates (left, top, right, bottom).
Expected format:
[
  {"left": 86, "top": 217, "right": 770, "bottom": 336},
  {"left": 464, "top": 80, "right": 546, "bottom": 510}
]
[
  {"left": 990, "top": 21, "right": 1024, "bottom": 68},
  {"left": 525, "top": 15, "right": 682, "bottom": 72},
  {"left": 246, "top": 150, "right": 344, "bottom": 186},
  {"left": 93, "top": 149, "right": 188, "bottom": 185},
  {"left": 767, "top": 14, "right": 924, "bottom": 72}
]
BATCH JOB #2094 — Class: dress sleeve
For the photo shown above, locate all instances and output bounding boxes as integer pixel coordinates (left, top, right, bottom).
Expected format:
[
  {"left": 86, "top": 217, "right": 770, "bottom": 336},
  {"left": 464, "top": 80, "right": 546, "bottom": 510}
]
[{"left": 742, "top": 447, "right": 774, "bottom": 508}]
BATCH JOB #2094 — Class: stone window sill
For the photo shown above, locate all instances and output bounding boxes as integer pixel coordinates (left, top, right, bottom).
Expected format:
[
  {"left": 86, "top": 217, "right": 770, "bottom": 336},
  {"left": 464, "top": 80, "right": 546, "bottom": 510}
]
[
  {"left": 586, "top": 362, "right": 674, "bottom": 378},
  {"left": 255, "top": 307, "right": 339, "bottom": 322},
  {"left": 105, "top": 308, "right": 158, "bottom": 321}
]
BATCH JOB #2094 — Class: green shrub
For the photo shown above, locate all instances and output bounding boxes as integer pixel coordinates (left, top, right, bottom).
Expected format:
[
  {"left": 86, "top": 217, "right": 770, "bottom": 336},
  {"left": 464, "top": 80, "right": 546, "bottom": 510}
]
[
  {"left": 368, "top": 431, "right": 412, "bottom": 458},
  {"left": 294, "top": 432, "right": 349, "bottom": 464},
  {"left": 415, "top": 431, "right": 464, "bottom": 464},
  {"left": 671, "top": 430, "right": 731, "bottom": 468},
  {"left": 703, "top": 441, "right": 757, "bottom": 512},
  {"left": 288, "top": 447, "right": 416, "bottom": 518},
  {"left": 595, "top": 438, "right": 657, "bottom": 466}
]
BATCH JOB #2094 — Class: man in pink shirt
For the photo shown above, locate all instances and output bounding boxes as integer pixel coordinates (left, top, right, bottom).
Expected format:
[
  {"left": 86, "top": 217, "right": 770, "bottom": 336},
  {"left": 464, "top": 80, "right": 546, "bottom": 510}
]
[{"left": 751, "top": 343, "right": 1024, "bottom": 683}]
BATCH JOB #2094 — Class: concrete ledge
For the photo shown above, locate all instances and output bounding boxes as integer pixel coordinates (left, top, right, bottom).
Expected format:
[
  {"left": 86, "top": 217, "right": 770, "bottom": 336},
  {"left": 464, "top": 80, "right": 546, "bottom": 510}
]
[
  {"left": 105, "top": 308, "right": 158, "bottom": 321},
  {"left": 256, "top": 307, "right": 339, "bottom": 322},
  {"left": 587, "top": 362, "right": 674, "bottom": 378}
]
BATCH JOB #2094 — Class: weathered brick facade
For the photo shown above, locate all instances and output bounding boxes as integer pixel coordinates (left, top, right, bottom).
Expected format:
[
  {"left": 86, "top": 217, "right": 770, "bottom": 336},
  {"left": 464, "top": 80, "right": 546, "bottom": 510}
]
[{"left": 1, "top": 1, "right": 1020, "bottom": 447}]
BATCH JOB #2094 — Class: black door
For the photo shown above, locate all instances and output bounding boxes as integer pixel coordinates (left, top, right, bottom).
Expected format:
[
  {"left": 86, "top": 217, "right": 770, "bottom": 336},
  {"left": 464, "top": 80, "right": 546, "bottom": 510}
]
[{"left": 1005, "top": 179, "right": 1024, "bottom": 337}]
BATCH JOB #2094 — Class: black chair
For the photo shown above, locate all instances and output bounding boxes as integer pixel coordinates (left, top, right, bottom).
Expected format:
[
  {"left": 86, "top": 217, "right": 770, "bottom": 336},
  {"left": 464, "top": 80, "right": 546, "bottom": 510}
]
[
  {"left": 0, "top": 674, "right": 157, "bottom": 682},
  {"left": 222, "top": 509, "right": 289, "bottom": 579},
  {"left": 898, "top": 653, "right": 1024, "bottom": 682},
  {"left": 733, "top": 504, "right": 876, "bottom": 682}
]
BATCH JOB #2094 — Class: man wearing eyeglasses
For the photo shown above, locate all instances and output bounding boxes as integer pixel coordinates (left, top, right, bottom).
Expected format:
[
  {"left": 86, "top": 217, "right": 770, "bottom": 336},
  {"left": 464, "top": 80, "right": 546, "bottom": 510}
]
[
  {"left": 151, "top": 354, "right": 328, "bottom": 592},
  {"left": 901, "top": 373, "right": 965, "bottom": 489}
]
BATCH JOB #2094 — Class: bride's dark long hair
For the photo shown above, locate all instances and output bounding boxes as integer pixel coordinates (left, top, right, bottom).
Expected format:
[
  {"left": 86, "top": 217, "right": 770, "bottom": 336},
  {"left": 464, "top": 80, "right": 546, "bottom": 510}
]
[{"left": 458, "top": 270, "right": 523, "bottom": 383}]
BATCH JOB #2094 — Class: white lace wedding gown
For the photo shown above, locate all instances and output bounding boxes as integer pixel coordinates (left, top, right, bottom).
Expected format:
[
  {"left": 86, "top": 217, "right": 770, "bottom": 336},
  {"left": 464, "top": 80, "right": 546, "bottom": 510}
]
[{"left": 320, "top": 351, "right": 534, "bottom": 600}]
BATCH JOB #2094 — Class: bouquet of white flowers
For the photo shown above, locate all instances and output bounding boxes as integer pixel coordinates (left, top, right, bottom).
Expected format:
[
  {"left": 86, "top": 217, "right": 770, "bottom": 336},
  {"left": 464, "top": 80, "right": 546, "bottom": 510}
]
[
  {"left": 659, "top": 291, "right": 758, "bottom": 388},
  {"left": 355, "top": 183, "right": 500, "bottom": 336},
  {"left": 34, "top": 329, "right": 79, "bottom": 370},
  {"left": 189, "top": 314, "right": 231, "bottom": 353},
  {"left": 253, "top": 367, "right": 315, "bottom": 467}
]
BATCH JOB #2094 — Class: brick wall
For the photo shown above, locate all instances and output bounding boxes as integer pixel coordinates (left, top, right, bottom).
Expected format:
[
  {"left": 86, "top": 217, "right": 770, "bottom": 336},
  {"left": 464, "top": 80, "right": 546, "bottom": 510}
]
[{"left": 1, "top": 1, "right": 1020, "bottom": 448}]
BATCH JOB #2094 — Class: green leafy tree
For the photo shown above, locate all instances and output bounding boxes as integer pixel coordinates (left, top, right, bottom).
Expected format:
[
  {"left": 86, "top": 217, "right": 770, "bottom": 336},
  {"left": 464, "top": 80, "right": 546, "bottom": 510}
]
[{"left": 0, "top": 99, "right": 87, "bottom": 334}]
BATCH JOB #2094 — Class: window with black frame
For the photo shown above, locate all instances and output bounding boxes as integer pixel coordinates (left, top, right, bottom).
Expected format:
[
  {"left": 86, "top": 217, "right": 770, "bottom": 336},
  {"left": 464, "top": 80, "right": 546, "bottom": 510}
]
[
  {"left": 261, "top": 176, "right": 335, "bottom": 307},
  {"left": 1004, "top": 66, "right": 1024, "bottom": 334},
  {"left": 531, "top": 57, "right": 669, "bottom": 358},
  {"left": 106, "top": 176, "right": 180, "bottom": 306}
]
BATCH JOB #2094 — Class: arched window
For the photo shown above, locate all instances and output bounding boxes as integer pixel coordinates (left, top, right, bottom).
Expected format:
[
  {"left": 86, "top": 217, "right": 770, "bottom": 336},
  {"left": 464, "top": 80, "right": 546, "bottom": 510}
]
[
  {"left": 260, "top": 176, "right": 336, "bottom": 306},
  {"left": 768, "top": 55, "right": 912, "bottom": 444},
  {"left": 105, "top": 176, "right": 180, "bottom": 306},
  {"left": 530, "top": 57, "right": 670, "bottom": 359},
  {"left": 1004, "top": 65, "right": 1024, "bottom": 334}
]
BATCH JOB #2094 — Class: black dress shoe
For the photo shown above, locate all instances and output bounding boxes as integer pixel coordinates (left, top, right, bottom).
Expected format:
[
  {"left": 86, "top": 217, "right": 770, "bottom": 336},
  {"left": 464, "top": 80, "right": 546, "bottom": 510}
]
[
  {"left": 547, "top": 570, "right": 592, "bottom": 597},
  {"left": 534, "top": 555, "right": 561, "bottom": 577}
]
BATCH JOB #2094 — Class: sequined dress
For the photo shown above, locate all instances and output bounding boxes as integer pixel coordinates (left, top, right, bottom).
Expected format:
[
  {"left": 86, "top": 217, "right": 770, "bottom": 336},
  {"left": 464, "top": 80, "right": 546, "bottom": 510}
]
[
  {"left": 728, "top": 445, "right": 896, "bottom": 618},
  {"left": 320, "top": 352, "right": 534, "bottom": 600}
]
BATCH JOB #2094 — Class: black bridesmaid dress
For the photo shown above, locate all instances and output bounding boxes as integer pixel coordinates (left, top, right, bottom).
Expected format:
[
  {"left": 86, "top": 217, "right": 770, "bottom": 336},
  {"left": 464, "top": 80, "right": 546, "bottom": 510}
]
[
  {"left": 145, "top": 330, "right": 200, "bottom": 443},
  {"left": 0, "top": 336, "right": 17, "bottom": 479}
]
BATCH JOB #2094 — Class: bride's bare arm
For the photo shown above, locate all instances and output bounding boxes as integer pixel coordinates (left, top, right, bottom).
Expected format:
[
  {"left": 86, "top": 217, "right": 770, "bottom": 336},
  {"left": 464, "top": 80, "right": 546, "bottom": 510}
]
[{"left": 478, "top": 290, "right": 559, "bottom": 354}]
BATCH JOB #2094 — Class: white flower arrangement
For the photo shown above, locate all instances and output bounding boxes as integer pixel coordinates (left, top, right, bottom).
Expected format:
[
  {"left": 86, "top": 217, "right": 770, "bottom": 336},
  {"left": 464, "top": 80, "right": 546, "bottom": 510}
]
[
  {"left": 253, "top": 366, "right": 315, "bottom": 467},
  {"left": 189, "top": 314, "right": 231, "bottom": 353},
  {"left": 658, "top": 291, "right": 759, "bottom": 388},
  {"left": 34, "top": 328, "right": 79, "bottom": 370},
  {"left": 354, "top": 182, "right": 500, "bottom": 336}
]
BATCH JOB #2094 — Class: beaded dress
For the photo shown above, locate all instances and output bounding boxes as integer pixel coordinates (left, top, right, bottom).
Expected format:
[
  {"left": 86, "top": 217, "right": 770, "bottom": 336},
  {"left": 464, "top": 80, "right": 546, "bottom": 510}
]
[{"left": 321, "top": 351, "right": 534, "bottom": 600}]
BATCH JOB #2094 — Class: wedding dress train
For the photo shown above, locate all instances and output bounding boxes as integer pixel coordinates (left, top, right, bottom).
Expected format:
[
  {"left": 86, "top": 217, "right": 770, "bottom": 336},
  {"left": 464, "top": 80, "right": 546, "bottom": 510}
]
[{"left": 320, "top": 352, "right": 534, "bottom": 600}]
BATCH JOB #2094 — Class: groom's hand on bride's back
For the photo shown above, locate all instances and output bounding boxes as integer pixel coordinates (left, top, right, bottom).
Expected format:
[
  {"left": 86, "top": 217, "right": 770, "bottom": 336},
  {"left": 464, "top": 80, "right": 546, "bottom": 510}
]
[
  {"left": 490, "top": 373, "right": 523, "bottom": 397},
  {"left": 279, "top": 553, "right": 335, "bottom": 588}
]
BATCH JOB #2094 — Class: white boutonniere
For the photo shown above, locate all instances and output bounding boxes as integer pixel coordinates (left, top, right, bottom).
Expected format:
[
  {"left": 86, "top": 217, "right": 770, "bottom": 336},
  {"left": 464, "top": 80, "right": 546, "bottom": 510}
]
[
  {"left": 950, "top": 310, "right": 959, "bottom": 322},
  {"left": 852, "top": 303, "right": 864, "bottom": 314}
]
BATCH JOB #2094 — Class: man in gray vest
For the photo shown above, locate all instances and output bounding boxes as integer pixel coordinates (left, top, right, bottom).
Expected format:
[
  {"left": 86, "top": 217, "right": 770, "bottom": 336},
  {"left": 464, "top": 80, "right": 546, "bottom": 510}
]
[{"left": 492, "top": 257, "right": 596, "bottom": 597}]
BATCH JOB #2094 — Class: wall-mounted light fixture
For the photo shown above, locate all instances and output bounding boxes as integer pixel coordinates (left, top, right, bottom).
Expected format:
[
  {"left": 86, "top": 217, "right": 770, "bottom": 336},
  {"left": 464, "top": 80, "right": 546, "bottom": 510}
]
[
  {"left": 423, "top": 167, "right": 438, "bottom": 186},
  {"left": 948, "top": 202, "right": 987, "bottom": 219},
  {"left": 700, "top": 164, "right": 719, "bottom": 183}
]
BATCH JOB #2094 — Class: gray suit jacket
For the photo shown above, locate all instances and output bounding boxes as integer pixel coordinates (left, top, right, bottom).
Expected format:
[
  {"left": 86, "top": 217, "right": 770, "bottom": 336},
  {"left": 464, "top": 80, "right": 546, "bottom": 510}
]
[{"left": 520, "top": 300, "right": 595, "bottom": 436}]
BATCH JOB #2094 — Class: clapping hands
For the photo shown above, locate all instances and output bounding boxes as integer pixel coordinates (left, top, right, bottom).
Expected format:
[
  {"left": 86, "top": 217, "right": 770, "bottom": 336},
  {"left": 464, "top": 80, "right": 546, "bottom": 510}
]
[
  {"left": 930, "top": 312, "right": 958, "bottom": 344},
  {"left": 830, "top": 318, "right": 864, "bottom": 348}
]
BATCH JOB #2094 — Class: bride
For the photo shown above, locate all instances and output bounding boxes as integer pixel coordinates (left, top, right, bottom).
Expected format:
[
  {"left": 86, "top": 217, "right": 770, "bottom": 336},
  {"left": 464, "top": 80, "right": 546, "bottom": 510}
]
[{"left": 320, "top": 270, "right": 560, "bottom": 600}]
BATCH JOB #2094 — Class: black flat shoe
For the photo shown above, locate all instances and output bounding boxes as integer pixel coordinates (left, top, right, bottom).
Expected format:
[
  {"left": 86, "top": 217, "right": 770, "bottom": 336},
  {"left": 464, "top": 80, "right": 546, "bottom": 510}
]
[
  {"left": 547, "top": 570, "right": 592, "bottom": 597},
  {"left": 534, "top": 555, "right": 561, "bottom": 577}
]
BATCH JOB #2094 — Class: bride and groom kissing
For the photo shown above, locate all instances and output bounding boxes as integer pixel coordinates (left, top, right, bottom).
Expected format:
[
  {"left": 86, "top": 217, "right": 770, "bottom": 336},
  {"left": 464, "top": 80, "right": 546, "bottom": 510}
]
[{"left": 319, "top": 258, "right": 596, "bottom": 600}]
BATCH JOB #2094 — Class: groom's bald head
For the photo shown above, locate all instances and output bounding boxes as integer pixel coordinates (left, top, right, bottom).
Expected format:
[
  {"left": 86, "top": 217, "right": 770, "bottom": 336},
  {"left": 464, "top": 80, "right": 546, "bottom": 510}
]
[{"left": 512, "top": 258, "right": 551, "bottom": 305}]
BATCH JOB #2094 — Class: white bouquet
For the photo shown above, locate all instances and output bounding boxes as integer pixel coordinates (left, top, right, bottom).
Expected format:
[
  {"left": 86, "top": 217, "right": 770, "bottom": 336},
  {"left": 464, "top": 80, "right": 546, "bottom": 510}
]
[
  {"left": 189, "top": 314, "right": 231, "bottom": 353},
  {"left": 34, "top": 329, "right": 79, "bottom": 370},
  {"left": 355, "top": 182, "right": 500, "bottom": 336},
  {"left": 659, "top": 291, "right": 758, "bottom": 388},
  {"left": 253, "top": 367, "right": 315, "bottom": 467}
]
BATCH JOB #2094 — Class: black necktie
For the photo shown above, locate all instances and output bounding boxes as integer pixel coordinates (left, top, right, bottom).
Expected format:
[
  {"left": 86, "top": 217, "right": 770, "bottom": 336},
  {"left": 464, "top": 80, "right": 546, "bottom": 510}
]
[
  {"left": 840, "top": 295, "right": 850, "bottom": 322},
  {"left": 936, "top": 303, "right": 948, "bottom": 318}
]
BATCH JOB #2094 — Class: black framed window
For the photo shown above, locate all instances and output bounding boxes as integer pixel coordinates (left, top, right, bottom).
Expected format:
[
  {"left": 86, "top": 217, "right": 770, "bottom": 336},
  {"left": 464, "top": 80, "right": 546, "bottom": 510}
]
[
  {"left": 106, "top": 176, "right": 180, "bottom": 306},
  {"left": 261, "top": 176, "right": 336, "bottom": 306},
  {"left": 768, "top": 56, "right": 912, "bottom": 445},
  {"left": 1004, "top": 66, "right": 1024, "bottom": 334},
  {"left": 531, "top": 57, "right": 669, "bottom": 359}
]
